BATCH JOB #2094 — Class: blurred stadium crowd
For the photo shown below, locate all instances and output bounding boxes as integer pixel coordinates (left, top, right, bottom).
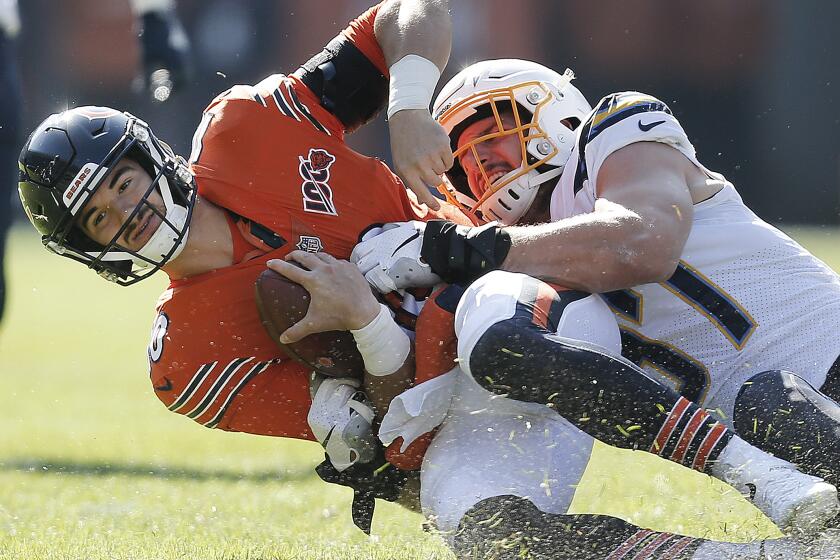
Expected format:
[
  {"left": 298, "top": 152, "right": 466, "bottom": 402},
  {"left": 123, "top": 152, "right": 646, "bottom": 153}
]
[{"left": 8, "top": 0, "right": 840, "bottom": 224}]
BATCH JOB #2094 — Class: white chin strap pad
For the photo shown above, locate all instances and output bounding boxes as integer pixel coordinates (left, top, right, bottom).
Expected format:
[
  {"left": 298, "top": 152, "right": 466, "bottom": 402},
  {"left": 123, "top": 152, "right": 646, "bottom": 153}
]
[
  {"left": 134, "top": 204, "right": 189, "bottom": 268},
  {"left": 479, "top": 165, "right": 562, "bottom": 225}
]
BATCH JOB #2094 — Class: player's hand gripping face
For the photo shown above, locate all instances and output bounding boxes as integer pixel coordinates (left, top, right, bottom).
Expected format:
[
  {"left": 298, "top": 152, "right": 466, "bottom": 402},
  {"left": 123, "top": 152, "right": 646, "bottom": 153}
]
[
  {"left": 266, "top": 251, "right": 381, "bottom": 344},
  {"left": 457, "top": 111, "right": 523, "bottom": 200},
  {"left": 388, "top": 109, "right": 453, "bottom": 210},
  {"left": 77, "top": 158, "right": 166, "bottom": 251}
]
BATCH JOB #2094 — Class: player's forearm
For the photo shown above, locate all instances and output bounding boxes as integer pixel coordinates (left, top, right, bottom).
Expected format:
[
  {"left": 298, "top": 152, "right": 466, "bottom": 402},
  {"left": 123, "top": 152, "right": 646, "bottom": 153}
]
[
  {"left": 502, "top": 204, "right": 682, "bottom": 293},
  {"left": 351, "top": 303, "right": 416, "bottom": 421},
  {"left": 374, "top": 0, "right": 451, "bottom": 72},
  {"left": 363, "top": 347, "right": 415, "bottom": 422}
]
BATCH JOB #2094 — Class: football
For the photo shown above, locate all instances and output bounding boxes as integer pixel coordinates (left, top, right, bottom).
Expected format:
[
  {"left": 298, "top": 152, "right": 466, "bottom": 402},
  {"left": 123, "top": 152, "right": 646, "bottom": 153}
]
[{"left": 255, "top": 268, "right": 365, "bottom": 379}]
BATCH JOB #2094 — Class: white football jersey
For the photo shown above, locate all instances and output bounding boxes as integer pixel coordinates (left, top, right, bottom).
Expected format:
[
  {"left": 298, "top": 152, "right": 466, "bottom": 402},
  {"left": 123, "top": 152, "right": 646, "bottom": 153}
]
[{"left": 550, "top": 91, "right": 840, "bottom": 421}]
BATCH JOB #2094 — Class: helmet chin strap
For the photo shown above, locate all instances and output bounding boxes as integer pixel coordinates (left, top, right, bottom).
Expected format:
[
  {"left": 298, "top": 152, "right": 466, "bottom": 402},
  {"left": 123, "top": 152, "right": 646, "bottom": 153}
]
[
  {"left": 132, "top": 160, "right": 194, "bottom": 270},
  {"left": 134, "top": 204, "right": 190, "bottom": 268},
  {"left": 478, "top": 164, "right": 564, "bottom": 225},
  {"left": 527, "top": 165, "right": 563, "bottom": 188}
]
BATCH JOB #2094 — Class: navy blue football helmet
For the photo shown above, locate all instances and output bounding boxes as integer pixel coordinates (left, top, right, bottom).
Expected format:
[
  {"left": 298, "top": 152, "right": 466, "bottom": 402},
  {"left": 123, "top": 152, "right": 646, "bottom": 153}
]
[{"left": 18, "top": 106, "right": 196, "bottom": 285}]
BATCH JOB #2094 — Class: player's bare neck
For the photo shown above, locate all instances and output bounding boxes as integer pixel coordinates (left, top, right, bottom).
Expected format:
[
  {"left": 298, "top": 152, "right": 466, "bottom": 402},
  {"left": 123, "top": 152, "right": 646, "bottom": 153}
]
[
  {"left": 163, "top": 195, "right": 234, "bottom": 280},
  {"left": 518, "top": 184, "right": 554, "bottom": 225}
]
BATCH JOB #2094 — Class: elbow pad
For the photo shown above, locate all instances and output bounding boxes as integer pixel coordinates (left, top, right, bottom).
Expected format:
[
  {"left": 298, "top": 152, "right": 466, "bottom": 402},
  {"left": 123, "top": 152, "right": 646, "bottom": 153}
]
[{"left": 293, "top": 36, "right": 387, "bottom": 133}]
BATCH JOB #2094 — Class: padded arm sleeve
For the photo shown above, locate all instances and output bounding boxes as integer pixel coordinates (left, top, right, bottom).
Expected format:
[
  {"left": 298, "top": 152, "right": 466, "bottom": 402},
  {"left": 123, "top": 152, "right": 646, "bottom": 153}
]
[{"left": 293, "top": 3, "right": 388, "bottom": 133}]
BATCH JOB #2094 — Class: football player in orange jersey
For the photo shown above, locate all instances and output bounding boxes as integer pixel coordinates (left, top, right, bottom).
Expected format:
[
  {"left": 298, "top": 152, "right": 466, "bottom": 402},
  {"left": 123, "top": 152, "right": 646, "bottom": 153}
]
[
  {"left": 17, "top": 0, "right": 454, "bottom": 526},
  {"left": 18, "top": 0, "right": 453, "bottom": 438}
]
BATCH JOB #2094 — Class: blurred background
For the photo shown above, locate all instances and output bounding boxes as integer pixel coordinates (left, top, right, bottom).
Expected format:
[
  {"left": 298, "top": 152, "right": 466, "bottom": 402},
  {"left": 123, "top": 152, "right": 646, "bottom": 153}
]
[{"left": 9, "top": 0, "right": 840, "bottom": 224}]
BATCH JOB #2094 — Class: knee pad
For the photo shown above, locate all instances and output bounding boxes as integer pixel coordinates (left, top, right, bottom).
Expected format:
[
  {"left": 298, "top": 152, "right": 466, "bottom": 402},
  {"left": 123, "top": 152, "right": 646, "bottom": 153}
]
[
  {"left": 454, "top": 270, "right": 529, "bottom": 377},
  {"left": 734, "top": 369, "right": 840, "bottom": 459},
  {"left": 454, "top": 270, "right": 607, "bottom": 375},
  {"left": 735, "top": 369, "right": 840, "bottom": 425}
]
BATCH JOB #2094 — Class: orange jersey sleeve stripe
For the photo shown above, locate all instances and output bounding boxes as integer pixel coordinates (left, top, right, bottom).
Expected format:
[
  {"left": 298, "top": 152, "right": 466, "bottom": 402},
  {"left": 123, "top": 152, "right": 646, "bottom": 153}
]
[{"left": 414, "top": 286, "right": 460, "bottom": 384}]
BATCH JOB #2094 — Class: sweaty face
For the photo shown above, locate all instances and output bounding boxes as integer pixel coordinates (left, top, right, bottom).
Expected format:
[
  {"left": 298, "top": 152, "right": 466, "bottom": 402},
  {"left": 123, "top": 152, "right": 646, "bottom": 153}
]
[
  {"left": 456, "top": 111, "right": 524, "bottom": 200},
  {"left": 77, "top": 158, "right": 166, "bottom": 252}
]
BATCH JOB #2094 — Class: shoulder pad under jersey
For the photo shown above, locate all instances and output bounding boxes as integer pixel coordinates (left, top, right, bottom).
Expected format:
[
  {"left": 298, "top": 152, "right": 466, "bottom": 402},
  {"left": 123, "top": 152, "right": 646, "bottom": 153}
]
[{"left": 571, "top": 92, "right": 696, "bottom": 195}]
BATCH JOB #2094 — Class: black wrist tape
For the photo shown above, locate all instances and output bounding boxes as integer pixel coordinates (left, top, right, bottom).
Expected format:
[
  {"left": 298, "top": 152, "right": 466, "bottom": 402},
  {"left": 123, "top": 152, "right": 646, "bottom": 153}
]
[{"left": 420, "top": 220, "right": 512, "bottom": 285}]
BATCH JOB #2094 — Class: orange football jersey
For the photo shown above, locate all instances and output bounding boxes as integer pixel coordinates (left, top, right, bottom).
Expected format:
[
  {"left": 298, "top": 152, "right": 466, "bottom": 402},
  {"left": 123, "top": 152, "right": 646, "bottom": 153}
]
[{"left": 148, "top": 6, "right": 425, "bottom": 440}]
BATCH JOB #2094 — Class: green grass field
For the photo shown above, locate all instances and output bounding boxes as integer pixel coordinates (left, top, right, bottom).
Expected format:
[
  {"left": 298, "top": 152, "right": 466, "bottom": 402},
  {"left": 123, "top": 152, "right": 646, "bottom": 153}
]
[{"left": 1, "top": 224, "right": 838, "bottom": 559}]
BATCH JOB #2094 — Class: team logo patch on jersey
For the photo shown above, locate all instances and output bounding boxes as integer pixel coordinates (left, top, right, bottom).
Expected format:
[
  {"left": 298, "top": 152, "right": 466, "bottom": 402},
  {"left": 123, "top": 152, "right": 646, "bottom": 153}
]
[
  {"left": 296, "top": 235, "right": 323, "bottom": 253},
  {"left": 299, "top": 148, "right": 338, "bottom": 216}
]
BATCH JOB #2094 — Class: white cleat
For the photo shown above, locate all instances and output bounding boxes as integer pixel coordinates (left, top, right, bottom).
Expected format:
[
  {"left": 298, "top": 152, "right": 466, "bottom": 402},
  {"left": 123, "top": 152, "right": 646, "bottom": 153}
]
[
  {"left": 713, "top": 437, "right": 840, "bottom": 535},
  {"left": 751, "top": 470, "right": 840, "bottom": 535}
]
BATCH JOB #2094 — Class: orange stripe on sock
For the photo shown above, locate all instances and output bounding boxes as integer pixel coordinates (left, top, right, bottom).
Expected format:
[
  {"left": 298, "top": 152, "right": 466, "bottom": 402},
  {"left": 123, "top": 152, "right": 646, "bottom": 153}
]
[
  {"left": 671, "top": 409, "right": 707, "bottom": 464},
  {"left": 650, "top": 397, "right": 691, "bottom": 455},
  {"left": 633, "top": 533, "right": 673, "bottom": 559},
  {"left": 692, "top": 422, "right": 728, "bottom": 472},
  {"left": 607, "top": 530, "right": 653, "bottom": 560},
  {"left": 660, "top": 537, "right": 695, "bottom": 559}
]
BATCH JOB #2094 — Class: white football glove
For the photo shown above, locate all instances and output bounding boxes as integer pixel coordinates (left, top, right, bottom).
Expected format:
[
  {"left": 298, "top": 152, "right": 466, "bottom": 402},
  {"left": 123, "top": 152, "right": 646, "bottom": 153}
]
[
  {"left": 308, "top": 376, "right": 378, "bottom": 472},
  {"left": 350, "top": 221, "right": 441, "bottom": 294}
]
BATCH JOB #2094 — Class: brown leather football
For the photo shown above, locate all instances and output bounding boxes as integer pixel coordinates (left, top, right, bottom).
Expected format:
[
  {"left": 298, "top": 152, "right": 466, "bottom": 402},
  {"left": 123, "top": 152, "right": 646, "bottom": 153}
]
[{"left": 255, "top": 268, "right": 365, "bottom": 379}]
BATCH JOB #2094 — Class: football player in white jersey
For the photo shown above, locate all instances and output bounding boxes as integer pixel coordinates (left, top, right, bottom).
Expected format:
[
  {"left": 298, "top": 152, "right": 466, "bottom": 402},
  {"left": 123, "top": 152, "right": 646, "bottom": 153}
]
[
  {"left": 351, "top": 58, "right": 840, "bottom": 536},
  {"left": 285, "top": 253, "right": 836, "bottom": 559}
]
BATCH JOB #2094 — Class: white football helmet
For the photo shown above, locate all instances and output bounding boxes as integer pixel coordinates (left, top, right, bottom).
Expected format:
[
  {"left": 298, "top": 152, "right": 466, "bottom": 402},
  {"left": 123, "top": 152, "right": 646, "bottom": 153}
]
[{"left": 432, "top": 59, "right": 592, "bottom": 225}]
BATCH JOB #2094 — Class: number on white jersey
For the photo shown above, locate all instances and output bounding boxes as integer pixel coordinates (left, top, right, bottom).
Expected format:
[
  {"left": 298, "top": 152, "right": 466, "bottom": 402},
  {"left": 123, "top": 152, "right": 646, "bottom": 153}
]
[
  {"left": 604, "top": 260, "right": 758, "bottom": 401},
  {"left": 605, "top": 261, "right": 757, "bottom": 349},
  {"left": 619, "top": 327, "right": 710, "bottom": 402}
]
